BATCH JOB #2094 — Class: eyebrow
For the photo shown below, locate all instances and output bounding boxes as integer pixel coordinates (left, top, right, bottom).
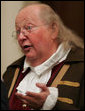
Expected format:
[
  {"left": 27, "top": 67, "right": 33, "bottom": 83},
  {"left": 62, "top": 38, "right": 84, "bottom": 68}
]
[{"left": 15, "top": 22, "right": 37, "bottom": 29}]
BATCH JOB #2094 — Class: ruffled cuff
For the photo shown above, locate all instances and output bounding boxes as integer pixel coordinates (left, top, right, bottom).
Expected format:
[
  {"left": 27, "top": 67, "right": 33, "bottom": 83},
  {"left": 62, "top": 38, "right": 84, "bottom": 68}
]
[{"left": 41, "top": 87, "right": 58, "bottom": 110}]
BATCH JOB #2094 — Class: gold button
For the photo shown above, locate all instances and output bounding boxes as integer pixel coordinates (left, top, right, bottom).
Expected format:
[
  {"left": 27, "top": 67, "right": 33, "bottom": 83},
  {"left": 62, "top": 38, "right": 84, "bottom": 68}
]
[{"left": 22, "top": 104, "right": 27, "bottom": 108}]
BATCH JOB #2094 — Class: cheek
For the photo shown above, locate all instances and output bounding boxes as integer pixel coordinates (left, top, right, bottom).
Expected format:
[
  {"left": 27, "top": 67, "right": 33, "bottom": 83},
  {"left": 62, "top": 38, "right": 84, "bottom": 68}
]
[
  {"left": 30, "top": 32, "right": 45, "bottom": 46},
  {"left": 30, "top": 29, "right": 51, "bottom": 50}
]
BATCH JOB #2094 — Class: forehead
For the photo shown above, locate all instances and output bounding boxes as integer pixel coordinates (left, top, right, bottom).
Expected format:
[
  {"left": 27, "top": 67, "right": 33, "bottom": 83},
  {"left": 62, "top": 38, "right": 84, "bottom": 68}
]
[{"left": 15, "top": 6, "right": 43, "bottom": 26}]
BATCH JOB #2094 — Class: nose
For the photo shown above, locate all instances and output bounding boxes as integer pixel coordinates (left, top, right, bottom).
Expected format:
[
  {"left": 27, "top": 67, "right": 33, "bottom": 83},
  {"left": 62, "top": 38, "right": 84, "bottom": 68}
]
[
  {"left": 18, "top": 28, "right": 27, "bottom": 40},
  {"left": 18, "top": 33, "right": 26, "bottom": 40}
]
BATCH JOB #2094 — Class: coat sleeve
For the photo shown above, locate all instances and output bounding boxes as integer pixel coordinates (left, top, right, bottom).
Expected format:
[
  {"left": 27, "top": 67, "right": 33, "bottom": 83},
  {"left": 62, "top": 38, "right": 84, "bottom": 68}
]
[{"left": 1, "top": 81, "right": 9, "bottom": 110}]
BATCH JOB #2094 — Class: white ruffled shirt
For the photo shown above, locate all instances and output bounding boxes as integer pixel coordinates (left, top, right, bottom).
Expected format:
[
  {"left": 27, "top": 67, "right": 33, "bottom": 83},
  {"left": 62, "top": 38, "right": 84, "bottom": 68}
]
[{"left": 16, "top": 43, "right": 71, "bottom": 110}]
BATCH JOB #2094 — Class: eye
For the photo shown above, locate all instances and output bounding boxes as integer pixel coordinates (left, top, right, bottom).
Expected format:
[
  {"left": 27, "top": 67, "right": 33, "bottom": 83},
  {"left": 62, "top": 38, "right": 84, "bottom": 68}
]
[
  {"left": 27, "top": 26, "right": 32, "bottom": 30},
  {"left": 24, "top": 25, "right": 33, "bottom": 32},
  {"left": 16, "top": 30, "right": 20, "bottom": 35}
]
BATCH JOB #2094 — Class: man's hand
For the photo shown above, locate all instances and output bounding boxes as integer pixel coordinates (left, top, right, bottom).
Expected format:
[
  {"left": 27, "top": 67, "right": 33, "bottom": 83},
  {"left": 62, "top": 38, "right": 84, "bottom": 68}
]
[{"left": 15, "top": 83, "right": 50, "bottom": 109}]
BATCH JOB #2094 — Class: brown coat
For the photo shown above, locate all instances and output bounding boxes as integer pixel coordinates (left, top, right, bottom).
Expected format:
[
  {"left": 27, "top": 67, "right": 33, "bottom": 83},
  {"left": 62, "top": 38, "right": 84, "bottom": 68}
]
[{"left": 3, "top": 47, "right": 84, "bottom": 110}]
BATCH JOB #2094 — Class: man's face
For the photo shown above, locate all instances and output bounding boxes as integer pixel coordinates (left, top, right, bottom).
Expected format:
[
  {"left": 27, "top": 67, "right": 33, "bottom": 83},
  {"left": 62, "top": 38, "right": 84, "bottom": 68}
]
[{"left": 15, "top": 6, "right": 57, "bottom": 63}]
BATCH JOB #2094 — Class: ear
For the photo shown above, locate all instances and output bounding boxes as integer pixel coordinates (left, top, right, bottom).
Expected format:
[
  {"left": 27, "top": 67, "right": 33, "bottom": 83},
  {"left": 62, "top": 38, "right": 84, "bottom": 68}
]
[{"left": 51, "top": 23, "right": 58, "bottom": 40}]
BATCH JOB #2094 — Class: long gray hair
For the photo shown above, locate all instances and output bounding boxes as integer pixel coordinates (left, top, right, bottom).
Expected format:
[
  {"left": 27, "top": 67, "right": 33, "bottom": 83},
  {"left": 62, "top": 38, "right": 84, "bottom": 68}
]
[{"left": 38, "top": 3, "right": 84, "bottom": 49}]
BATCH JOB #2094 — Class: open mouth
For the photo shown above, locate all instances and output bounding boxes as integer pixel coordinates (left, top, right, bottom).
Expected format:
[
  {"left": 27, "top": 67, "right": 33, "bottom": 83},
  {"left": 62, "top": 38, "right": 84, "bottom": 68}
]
[
  {"left": 24, "top": 45, "right": 30, "bottom": 48},
  {"left": 23, "top": 45, "right": 32, "bottom": 51}
]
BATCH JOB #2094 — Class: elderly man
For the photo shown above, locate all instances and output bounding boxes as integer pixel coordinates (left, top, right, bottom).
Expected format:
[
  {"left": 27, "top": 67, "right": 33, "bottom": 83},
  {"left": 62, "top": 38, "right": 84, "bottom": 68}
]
[{"left": 3, "top": 3, "right": 84, "bottom": 110}]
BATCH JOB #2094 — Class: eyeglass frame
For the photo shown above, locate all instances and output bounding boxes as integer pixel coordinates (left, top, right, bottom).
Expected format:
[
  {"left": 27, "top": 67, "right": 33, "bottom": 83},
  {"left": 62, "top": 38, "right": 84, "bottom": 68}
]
[{"left": 12, "top": 24, "right": 49, "bottom": 38}]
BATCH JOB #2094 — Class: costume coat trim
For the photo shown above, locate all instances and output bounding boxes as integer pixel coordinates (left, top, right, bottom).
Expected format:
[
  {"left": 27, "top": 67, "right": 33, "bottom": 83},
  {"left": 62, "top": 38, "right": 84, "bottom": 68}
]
[
  {"left": 51, "top": 64, "right": 70, "bottom": 87},
  {"left": 58, "top": 81, "right": 80, "bottom": 87},
  {"left": 8, "top": 68, "right": 20, "bottom": 98},
  {"left": 58, "top": 97, "right": 73, "bottom": 104}
]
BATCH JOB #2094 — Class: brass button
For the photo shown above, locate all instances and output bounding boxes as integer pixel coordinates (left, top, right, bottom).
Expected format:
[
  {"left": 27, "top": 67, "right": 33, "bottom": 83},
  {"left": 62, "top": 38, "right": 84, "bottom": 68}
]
[{"left": 22, "top": 104, "right": 27, "bottom": 108}]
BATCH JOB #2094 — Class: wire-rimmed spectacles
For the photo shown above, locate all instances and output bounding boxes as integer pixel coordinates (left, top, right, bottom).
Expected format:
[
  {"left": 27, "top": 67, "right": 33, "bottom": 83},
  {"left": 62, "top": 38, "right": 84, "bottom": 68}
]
[{"left": 12, "top": 24, "right": 48, "bottom": 38}]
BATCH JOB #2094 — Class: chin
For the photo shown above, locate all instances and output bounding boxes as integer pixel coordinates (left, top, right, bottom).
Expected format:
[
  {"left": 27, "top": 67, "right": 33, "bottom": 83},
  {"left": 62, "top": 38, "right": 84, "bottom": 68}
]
[{"left": 25, "top": 53, "right": 37, "bottom": 60}]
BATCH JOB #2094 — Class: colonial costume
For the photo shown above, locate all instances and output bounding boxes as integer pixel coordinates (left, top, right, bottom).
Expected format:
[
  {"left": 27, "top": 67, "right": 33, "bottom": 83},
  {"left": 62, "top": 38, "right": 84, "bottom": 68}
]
[{"left": 3, "top": 46, "right": 84, "bottom": 110}]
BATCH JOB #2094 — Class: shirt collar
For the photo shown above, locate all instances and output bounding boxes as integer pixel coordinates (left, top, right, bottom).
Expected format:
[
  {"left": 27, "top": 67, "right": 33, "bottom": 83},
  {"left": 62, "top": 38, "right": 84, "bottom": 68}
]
[{"left": 22, "top": 43, "right": 71, "bottom": 76}]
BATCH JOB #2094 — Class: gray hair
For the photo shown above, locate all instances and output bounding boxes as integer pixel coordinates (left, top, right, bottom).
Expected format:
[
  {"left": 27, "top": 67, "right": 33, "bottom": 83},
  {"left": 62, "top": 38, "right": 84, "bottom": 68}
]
[{"left": 38, "top": 4, "right": 84, "bottom": 49}]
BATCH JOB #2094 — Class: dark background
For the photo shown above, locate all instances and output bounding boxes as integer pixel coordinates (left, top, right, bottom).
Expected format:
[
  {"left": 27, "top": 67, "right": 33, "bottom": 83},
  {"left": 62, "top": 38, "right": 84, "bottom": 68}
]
[{"left": 41, "top": 1, "right": 84, "bottom": 40}]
